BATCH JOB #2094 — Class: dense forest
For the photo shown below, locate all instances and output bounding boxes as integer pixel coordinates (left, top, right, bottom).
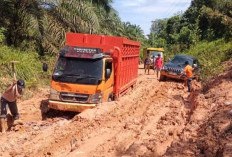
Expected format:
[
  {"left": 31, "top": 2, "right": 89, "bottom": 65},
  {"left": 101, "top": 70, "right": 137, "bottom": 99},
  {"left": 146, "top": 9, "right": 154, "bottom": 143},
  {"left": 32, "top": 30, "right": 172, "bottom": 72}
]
[
  {"left": 149, "top": 0, "right": 232, "bottom": 51},
  {"left": 148, "top": 0, "right": 232, "bottom": 81},
  {"left": 0, "top": 0, "right": 146, "bottom": 55},
  {"left": 0, "top": 0, "right": 146, "bottom": 89},
  {"left": 0, "top": 0, "right": 232, "bottom": 87}
]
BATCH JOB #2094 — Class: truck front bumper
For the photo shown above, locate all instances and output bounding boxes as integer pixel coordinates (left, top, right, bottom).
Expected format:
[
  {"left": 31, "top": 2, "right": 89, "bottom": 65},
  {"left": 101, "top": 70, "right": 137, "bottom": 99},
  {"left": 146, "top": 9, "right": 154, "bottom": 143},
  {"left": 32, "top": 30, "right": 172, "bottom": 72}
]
[
  {"left": 161, "top": 70, "right": 186, "bottom": 80},
  {"left": 48, "top": 100, "right": 96, "bottom": 112}
]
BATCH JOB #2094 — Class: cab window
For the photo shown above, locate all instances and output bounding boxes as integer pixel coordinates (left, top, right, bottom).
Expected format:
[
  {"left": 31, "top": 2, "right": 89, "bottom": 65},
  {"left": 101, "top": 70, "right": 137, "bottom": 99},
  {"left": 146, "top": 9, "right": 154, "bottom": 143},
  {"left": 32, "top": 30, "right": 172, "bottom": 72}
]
[{"left": 105, "top": 60, "right": 112, "bottom": 80}]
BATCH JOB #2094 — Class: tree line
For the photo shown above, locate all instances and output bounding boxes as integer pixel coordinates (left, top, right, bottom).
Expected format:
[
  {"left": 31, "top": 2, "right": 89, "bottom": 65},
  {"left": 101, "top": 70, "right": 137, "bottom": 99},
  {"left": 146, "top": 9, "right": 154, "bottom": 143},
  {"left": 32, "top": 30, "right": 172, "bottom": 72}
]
[
  {"left": 0, "top": 0, "right": 231, "bottom": 59},
  {"left": 0, "top": 0, "right": 146, "bottom": 56},
  {"left": 148, "top": 0, "right": 232, "bottom": 54}
]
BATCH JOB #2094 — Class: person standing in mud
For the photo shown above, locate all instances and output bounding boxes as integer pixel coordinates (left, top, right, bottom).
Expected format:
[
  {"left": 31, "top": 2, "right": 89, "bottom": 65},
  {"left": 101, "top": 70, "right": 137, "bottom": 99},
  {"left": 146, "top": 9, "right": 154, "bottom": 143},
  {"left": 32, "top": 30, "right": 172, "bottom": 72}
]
[
  {"left": 0, "top": 79, "right": 25, "bottom": 132},
  {"left": 154, "top": 54, "right": 163, "bottom": 80},
  {"left": 144, "top": 55, "right": 151, "bottom": 75},
  {"left": 181, "top": 61, "right": 194, "bottom": 92}
]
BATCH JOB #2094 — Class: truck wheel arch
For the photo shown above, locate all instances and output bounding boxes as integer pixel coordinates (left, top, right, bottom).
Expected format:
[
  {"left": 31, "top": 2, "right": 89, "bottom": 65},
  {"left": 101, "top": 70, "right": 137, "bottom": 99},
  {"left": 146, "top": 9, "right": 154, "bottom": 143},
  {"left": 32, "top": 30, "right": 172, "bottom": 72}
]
[{"left": 107, "top": 93, "right": 114, "bottom": 102}]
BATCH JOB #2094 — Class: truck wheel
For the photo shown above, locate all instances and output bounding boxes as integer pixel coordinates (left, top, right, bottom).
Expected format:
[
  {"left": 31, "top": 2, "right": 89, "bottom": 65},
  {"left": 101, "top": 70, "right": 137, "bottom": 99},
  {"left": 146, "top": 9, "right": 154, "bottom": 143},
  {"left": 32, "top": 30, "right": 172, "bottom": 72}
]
[
  {"left": 40, "top": 100, "right": 49, "bottom": 114},
  {"left": 159, "top": 75, "right": 166, "bottom": 81},
  {"left": 40, "top": 100, "right": 50, "bottom": 120},
  {"left": 107, "top": 94, "right": 113, "bottom": 102}
]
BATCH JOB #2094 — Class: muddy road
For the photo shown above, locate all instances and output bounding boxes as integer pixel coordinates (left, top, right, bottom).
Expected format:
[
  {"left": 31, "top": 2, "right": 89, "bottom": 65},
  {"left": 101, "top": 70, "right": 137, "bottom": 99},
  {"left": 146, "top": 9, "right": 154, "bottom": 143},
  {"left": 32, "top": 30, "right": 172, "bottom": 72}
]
[{"left": 0, "top": 65, "right": 232, "bottom": 157}]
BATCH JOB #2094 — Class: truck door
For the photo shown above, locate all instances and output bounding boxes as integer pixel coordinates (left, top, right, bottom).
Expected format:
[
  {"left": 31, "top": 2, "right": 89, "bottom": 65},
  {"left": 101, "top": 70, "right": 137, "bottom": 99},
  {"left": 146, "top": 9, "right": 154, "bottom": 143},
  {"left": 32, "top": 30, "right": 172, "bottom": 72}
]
[{"left": 103, "top": 59, "right": 114, "bottom": 101}]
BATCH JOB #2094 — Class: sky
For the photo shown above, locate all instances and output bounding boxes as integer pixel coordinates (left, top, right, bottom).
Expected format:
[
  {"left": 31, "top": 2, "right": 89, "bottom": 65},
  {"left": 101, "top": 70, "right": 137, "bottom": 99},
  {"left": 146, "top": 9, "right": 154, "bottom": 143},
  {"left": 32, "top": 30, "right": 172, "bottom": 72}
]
[{"left": 111, "top": 0, "right": 192, "bottom": 36}]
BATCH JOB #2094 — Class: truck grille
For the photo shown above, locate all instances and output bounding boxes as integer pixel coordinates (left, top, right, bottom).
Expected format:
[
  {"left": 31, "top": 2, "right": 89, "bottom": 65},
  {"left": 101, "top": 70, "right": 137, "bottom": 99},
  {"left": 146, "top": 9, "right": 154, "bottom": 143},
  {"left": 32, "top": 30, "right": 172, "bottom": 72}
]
[
  {"left": 167, "top": 67, "right": 182, "bottom": 74},
  {"left": 60, "top": 92, "right": 89, "bottom": 103}
]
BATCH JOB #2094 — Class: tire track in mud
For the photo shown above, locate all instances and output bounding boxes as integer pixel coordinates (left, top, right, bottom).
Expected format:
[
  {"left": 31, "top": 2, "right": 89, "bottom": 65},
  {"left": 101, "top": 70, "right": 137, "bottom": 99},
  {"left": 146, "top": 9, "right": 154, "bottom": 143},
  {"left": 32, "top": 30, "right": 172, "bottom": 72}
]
[
  {"left": 164, "top": 68, "right": 232, "bottom": 157},
  {"left": 1, "top": 73, "right": 192, "bottom": 157},
  {"left": 34, "top": 75, "right": 164, "bottom": 157},
  {"left": 1, "top": 74, "right": 161, "bottom": 157},
  {"left": 50, "top": 80, "right": 191, "bottom": 157},
  {"left": 77, "top": 81, "right": 190, "bottom": 157},
  {"left": 2, "top": 65, "right": 232, "bottom": 157}
]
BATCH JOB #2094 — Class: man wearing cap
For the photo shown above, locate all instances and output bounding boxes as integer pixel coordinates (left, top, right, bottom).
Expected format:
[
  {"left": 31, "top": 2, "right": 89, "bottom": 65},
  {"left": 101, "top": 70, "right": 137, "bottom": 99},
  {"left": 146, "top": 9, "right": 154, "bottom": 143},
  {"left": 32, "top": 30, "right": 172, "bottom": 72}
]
[
  {"left": 155, "top": 54, "right": 163, "bottom": 80},
  {"left": 0, "top": 79, "right": 25, "bottom": 132}
]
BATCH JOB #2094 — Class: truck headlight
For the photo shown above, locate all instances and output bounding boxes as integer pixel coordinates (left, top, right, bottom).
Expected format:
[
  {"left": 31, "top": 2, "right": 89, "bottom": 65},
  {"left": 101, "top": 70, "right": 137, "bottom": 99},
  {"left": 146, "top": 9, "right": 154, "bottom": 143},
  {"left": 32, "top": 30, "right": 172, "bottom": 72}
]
[
  {"left": 50, "top": 87, "right": 60, "bottom": 100},
  {"left": 163, "top": 65, "right": 168, "bottom": 70},
  {"left": 88, "top": 92, "right": 103, "bottom": 104}
]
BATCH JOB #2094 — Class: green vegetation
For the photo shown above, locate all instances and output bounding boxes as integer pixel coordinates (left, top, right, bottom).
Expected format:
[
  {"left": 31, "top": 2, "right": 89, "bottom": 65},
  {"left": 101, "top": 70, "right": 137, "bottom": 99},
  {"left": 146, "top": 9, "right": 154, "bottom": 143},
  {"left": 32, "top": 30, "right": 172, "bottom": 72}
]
[
  {"left": 148, "top": 0, "right": 232, "bottom": 80},
  {"left": 0, "top": 0, "right": 146, "bottom": 93},
  {"left": 0, "top": 45, "right": 45, "bottom": 91},
  {"left": 184, "top": 39, "right": 232, "bottom": 81},
  {"left": 0, "top": 0, "right": 231, "bottom": 93},
  {"left": 0, "top": 0, "right": 146, "bottom": 55}
]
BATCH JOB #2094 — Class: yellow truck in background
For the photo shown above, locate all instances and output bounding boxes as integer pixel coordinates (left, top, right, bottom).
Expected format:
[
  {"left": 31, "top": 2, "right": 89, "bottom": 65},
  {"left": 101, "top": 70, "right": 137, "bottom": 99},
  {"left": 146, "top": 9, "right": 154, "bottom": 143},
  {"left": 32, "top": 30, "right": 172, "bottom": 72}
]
[{"left": 143, "top": 47, "right": 164, "bottom": 68}]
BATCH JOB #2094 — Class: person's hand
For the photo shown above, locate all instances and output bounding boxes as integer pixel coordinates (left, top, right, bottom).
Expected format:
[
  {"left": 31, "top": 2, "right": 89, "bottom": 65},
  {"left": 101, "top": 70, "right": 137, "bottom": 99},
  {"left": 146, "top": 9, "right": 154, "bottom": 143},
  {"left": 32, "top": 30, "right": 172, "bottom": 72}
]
[
  {"left": 17, "top": 88, "right": 23, "bottom": 95},
  {"left": 179, "top": 74, "right": 182, "bottom": 78},
  {"left": 13, "top": 80, "right": 17, "bottom": 85}
]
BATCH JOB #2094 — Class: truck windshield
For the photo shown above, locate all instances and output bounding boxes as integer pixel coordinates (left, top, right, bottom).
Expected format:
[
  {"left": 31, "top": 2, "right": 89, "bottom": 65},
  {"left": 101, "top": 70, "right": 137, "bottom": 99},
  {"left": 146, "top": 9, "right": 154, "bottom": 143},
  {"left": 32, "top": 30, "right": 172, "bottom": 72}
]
[
  {"left": 52, "top": 56, "right": 103, "bottom": 85},
  {"left": 171, "top": 56, "right": 193, "bottom": 65},
  {"left": 149, "top": 51, "right": 163, "bottom": 58}
]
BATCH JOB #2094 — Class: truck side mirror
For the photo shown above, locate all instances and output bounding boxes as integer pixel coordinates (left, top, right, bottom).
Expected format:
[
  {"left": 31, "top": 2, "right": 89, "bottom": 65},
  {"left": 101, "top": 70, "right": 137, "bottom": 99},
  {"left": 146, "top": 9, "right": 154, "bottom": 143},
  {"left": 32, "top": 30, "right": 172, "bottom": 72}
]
[
  {"left": 105, "top": 68, "right": 111, "bottom": 79},
  {"left": 193, "top": 64, "right": 197, "bottom": 68},
  {"left": 43, "top": 63, "right": 48, "bottom": 72}
]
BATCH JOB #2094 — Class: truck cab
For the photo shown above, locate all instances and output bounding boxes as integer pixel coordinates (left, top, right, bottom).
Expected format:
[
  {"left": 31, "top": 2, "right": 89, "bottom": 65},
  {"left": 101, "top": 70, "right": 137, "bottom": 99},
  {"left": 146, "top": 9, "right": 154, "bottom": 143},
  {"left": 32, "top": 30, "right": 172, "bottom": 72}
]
[
  {"left": 143, "top": 48, "right": 164, "bottom": 68},
  {"left": 49, "top": 46, "right": 114, "bottom": 112},
  {"left": 45, "top": 33, "right": 140, "bottom": 112}
]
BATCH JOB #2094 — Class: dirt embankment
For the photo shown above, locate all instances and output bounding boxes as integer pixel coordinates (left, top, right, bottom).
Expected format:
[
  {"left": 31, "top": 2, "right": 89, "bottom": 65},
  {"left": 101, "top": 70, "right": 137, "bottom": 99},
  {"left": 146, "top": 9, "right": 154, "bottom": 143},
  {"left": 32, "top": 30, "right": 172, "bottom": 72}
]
[
  {"left": 0, "top": 64, "right": 232, "bottom": 157},
  {"left": 164, "top": 63, "right": 232, "bottom": 157}
]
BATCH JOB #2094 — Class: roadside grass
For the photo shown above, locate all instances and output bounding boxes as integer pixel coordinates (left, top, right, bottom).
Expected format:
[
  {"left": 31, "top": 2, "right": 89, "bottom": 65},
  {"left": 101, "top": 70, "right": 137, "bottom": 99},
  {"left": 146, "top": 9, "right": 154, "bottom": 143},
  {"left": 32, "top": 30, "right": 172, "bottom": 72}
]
[{"left": 0, "top": 45, "right": 54, "bottom": 94}]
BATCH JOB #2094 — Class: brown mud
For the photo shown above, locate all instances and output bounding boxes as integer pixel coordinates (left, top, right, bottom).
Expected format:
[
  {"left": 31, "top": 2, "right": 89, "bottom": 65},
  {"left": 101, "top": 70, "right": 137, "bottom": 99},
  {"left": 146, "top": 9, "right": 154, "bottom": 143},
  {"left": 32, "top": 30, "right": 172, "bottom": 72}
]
[{"left": 0, "top": 64, "right": 232, "bottom": 157}]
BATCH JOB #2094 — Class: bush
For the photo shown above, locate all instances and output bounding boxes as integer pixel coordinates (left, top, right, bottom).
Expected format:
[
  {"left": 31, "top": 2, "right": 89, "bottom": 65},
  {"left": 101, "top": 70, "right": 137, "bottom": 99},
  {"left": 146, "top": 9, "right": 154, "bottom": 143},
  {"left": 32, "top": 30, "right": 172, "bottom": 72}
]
[
  {"left": 183, "top": 39, "right": 232, "bottom": 81},
  {"left": 0, "top": 27, "right": 6, "bottom": 43},
  {"left": 0, "top": 45, "right": 54, "bottom": 92}
]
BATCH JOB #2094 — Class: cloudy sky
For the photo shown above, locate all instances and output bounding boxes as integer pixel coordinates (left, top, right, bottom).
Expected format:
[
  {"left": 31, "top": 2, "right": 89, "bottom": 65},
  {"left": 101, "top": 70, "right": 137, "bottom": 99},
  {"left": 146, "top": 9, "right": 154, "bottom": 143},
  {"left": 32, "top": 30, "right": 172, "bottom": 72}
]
[{"left": 111, "top": 0, "right": 192, "bottom": 36}]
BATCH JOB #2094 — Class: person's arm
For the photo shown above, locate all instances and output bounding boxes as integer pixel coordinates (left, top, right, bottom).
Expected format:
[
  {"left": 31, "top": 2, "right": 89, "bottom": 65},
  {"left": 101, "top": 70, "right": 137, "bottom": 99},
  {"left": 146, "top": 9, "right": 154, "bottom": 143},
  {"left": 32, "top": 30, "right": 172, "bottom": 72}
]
[
  {"left": 180, "top": 67, "right": 187, "bottom": 78},
  {"left": 179, "top": 72, "right": 185, "bottom": 78},
  {"left": 16, "top": 92, "right": 23, "bottom": 98},
  {"left": 5, "top": 81, "right": 17, "bottom": 92},
  {"left": 15, "top": 85, "right": 23, "bottom": 98}
]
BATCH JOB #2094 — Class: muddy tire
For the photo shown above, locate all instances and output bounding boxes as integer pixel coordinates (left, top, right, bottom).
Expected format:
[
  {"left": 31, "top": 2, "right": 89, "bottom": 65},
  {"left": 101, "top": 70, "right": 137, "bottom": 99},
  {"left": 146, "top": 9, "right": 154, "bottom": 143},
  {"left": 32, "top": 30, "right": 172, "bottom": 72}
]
[
  {"left": 40, "top": 100, "right": 50, "bottom": 114},
  {"left": 107, "top": 94, "right": 113, "bottom": 102},
  {"left": 159, "top": 74, "right": 166, "bottom": 81},
  {"left": 40, "top": 100, "right": 50, "bottom": 120}
]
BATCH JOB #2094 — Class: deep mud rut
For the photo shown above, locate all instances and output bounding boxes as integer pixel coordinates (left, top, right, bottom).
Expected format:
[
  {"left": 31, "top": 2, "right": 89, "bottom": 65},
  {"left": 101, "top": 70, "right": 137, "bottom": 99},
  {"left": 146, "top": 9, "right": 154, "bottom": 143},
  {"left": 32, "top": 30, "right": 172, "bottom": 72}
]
[{"left": 0, "top": 65, "right": 232, "bottom": 157}]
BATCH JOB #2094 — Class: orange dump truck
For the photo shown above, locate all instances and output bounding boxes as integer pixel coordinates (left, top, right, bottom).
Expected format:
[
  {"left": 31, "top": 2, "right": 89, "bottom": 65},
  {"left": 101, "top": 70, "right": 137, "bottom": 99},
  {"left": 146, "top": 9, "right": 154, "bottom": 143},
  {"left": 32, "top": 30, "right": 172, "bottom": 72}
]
[{"left": 46, "top": 33, "right": 140, "bottom": 112}]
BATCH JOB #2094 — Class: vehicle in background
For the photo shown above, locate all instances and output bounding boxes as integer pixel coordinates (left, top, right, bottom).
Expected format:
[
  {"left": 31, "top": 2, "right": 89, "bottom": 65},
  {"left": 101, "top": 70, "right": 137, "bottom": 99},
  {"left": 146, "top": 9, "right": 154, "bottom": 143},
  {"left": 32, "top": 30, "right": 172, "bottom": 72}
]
[
  {"left": 43, "top": 33, "right": 140, "bottom": 112},
  {"left": 160, "top": 55, "right": 200, "bottom": 81},
  {"left": 143, "top": 47, "right": 164, "bottom": 68}
]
